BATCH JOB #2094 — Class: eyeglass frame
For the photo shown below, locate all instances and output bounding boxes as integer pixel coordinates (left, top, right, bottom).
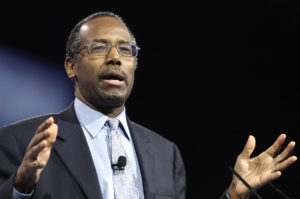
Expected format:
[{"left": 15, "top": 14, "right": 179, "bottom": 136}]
[{"left": 75, "top": 41, "right": 140, "bottom": 57}]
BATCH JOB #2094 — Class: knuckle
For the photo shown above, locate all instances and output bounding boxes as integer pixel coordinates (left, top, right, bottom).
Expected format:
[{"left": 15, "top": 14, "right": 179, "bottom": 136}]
[
  {"left": 50, "top": 124, "right": 58, "bottom": 132},
  {"left": 43, "top": 130, "right": 49, "bottom": 137},
  {"left": 41, "top": 140, "right": 48, "bottom": 147},
  {"left": 53, "top": 123, "right": 58, "bottom": 128}
]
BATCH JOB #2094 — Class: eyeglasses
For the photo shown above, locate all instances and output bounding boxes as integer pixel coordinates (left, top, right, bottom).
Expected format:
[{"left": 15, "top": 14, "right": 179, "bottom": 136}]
[{"left": 76, "top": 42, "right": 140, "bottom": 57}]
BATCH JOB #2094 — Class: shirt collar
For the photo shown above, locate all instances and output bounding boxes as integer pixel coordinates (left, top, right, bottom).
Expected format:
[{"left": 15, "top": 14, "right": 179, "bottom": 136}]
[{"left": 74, "top": 98, "right": 131, "bottom": 140}]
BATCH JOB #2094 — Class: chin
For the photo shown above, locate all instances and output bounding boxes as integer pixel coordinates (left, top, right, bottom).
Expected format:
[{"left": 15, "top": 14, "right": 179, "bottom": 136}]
[{"left": 100, "top": 92, "right": 127, "bottom": 107}]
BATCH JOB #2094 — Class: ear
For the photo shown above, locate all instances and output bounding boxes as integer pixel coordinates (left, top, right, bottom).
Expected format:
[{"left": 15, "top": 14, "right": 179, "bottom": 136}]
[
  {"left": 64, "top": 57, "right": 77, "bottom": 79},
  {"left": 134, "top": 58, "right": 138, "bottom": 70}
]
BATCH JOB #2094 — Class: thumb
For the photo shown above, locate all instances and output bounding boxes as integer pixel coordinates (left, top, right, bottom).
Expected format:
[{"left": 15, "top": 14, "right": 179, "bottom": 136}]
[{"left": 240, "top": 135, "right": 256, "bottom": 158}]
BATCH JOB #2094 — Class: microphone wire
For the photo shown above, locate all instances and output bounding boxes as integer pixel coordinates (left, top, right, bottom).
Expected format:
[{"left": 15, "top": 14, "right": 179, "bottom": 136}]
[{"left": 228, "top": 166, "right": 263, "bottom": 199}]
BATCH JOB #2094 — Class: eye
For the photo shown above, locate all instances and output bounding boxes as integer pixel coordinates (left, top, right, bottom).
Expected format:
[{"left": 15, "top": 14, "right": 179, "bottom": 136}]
[
  {"left": 91, "top": 45, "right": 106, "bottom": 51},
  {"left": 118, "top": 45, "right": 132, "bottom": 54},
  {"left": 90, "top": 43, "right": 107, "bottom": 52}
]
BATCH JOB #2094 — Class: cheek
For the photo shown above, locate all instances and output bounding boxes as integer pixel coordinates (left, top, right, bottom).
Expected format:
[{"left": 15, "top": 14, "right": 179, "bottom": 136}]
[
  {"left": 127, "top": 68, "right": 135, "bottom": 85},
  {"left": 77, "top": 61, "right": 102, "bottom": 79}
]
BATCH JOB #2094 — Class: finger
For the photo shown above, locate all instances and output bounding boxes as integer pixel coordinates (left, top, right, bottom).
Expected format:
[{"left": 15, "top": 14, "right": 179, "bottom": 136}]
[
  {"left": 274, "top": 141, "right": 296, "bottom": 163},
  {"left": 47, "top": 123, "right": 58, "bottom": 144},
  {"left": 240, "top": 135, "right": 256, "bottom": 158},
  {"left": 35, "top": 117, "right": 54, "bottom": 135},
  {"left": 274, "top": 156, "right": 297, "bottom": 172},
  {"left": 28, "top": 130, "right": 50, "bottom": 149},
  {"left": 266, "top": 171, "right": 282, "bottom": 182},
  {"left": 29, "top": 140, "right": 47, "bottom": 160},
  {"left": 265, "top": 134, "right": 286, "bottom": 157},
  {"left": 30, "top": 160, "right": 46, "bottom": 169}
]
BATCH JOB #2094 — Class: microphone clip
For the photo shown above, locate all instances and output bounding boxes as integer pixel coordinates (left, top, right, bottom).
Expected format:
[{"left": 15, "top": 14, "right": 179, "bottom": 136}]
[
  {"left": 112, "top": 163, "right": 125, "bottom": 175},
  {"left": 112, "top": 156, "right": 127, "bottom": 175}
]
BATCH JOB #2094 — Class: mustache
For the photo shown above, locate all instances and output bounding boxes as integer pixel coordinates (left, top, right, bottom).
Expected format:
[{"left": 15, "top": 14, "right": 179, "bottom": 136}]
[{"left": 97, "top": 67, "right": 128, "bottom": 85}]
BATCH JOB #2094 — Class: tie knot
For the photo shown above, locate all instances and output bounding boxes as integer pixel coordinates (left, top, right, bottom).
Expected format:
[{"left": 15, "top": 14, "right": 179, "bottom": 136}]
[{"left": 107, "top": 118, "right": 119, "bottom": 130}]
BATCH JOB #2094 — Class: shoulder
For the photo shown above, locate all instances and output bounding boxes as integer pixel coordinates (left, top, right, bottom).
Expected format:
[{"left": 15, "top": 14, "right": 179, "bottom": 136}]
[
  {"left": 0, "top": 102, "right": 74, "bottom": 132},
  {"left": 129, "top": 120, "right": 180, "bottom": 152},
  {"left": 1, "top": 113, "right": 56, "bottom": 130},
  {"left": 129, "top": 121, "right": 171, "bottom": 141},
  {"left": 0, "top": 113, "right": 58, "bottom": 143}
]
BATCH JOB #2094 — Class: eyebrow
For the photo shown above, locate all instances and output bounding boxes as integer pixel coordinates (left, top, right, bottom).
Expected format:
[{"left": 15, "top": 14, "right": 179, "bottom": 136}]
[{"left": 92, "top": 39, "right": 130, "bottom": 44}]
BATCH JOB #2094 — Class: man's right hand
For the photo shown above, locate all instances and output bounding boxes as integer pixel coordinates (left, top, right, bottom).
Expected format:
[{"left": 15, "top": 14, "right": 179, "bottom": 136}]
[{"left": 14, "top": 117, "right": 58, "bottom": 194}]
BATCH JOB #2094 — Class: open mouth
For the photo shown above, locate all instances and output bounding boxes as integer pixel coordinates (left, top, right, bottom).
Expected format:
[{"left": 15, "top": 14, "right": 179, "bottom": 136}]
[
  {"left": 100, "top": 71, "right": 126, "bottom": 86},
  {"left": 102, "top": 73, "right": 125, "bottom": 81}
]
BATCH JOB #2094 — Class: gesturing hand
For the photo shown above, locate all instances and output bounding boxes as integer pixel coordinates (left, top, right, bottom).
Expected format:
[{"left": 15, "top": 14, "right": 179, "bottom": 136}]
[
  {"left": 14, "top": 117, "right": 58, "bottom": 194},
  {"left": 228, "top": 134, "right": 297, "bottom": 199}
]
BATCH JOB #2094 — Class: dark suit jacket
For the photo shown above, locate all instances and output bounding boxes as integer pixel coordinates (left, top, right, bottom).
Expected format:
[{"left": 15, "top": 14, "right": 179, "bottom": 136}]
[{"left": 0, "top": 103, "right": 186, "bottom": 199}]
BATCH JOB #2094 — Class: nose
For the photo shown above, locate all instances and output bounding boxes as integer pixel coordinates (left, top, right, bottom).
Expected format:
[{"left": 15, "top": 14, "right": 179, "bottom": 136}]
[{"left": 105, "top": 45, "right": 121, "bottom": 66}]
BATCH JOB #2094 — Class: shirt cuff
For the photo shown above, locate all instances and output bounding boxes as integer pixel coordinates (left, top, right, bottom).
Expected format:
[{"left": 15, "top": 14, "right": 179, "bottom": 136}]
[{"left": 13, "top": 187, "right": 33, "bottom": 199}]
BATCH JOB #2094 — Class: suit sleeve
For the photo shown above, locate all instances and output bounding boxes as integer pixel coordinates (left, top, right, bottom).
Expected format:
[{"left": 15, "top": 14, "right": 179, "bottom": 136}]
[
  {"left": 173, "top": 144, "right": 186, "bottom": 199},
  {"left": 0, "top": 127, "right": 23, "bottom": 199}
]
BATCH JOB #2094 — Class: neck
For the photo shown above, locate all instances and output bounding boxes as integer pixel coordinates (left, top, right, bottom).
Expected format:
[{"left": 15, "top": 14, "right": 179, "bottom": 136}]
[
  {"left": 99, "top": 105, "right": 125, "bottom": 118},
  {"left": 76, "top": 96, "right": 125, "bottom": 118}
]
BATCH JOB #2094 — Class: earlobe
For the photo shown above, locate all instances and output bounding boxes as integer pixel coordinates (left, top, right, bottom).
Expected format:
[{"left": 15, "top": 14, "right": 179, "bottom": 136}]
[
  {"left": 64, "top": 57, "right": 77, "bottom": 79},
  {"left": 134, "top": 59, "right": 138, "bottom": 70}
]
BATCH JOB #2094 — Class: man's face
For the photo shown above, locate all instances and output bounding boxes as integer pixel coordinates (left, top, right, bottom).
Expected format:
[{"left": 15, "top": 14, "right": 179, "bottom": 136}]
[{"left": 71, "top": 17, "right": 136, "bottom": 110}]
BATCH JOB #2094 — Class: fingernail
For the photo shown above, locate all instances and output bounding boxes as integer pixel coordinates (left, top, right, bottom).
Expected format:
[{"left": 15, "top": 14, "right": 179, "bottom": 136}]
[
  {"left": 47, "top": 117, "right": 53, "bottom": 123},
  {"left": 291, "top": 141, "right": 296, "bottom": 146}
]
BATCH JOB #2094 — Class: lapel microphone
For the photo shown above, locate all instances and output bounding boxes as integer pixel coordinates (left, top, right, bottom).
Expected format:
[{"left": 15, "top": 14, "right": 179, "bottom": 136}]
[
  {"left": 228, "top": 166, "right": 290, "bottom": 199},
  {"left": 112, "top": 156, "right": 127, "bottom": 175}
]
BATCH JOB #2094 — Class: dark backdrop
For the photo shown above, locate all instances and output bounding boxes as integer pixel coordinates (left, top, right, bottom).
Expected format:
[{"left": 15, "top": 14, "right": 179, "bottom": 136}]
[{"left": 0, "top": 1, "right": 299, "bottom": 198}]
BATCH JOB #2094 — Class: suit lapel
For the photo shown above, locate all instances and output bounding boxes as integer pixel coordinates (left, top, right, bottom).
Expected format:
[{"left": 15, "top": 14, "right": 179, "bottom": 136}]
[
  {"left": 127, "top": 118, "right": 156, "bottom": 199},
  {"left": 53, "top": 103, "right": 103, "bottom": 199}
]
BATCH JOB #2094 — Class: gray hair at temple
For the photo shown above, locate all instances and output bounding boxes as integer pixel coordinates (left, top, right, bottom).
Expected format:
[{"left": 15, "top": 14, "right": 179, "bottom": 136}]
[{"left": 66, "top": 11, "right": 137, "bottom": 62}]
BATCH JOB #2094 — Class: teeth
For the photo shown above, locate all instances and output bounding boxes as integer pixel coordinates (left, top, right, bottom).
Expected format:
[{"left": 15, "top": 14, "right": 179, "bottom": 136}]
[{"left": 105, "top": 75, "right": 122, "bottom": 81}]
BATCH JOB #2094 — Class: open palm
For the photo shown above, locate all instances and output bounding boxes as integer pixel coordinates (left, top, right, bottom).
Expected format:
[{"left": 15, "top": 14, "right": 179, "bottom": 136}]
[{"left": 229, "top": 134, "right": 297, "bottom": 198}]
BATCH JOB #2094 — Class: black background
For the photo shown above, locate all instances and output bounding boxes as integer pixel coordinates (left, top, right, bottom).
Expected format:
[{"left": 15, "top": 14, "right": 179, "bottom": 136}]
[{"left": 1, "top": 1, "right": 300, "bottom": 198}]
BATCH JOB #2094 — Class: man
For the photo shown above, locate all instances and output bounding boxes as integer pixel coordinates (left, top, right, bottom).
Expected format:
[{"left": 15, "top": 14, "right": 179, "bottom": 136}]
[{"left": 0, "top": 11, "right": 296, "bottom": 199}]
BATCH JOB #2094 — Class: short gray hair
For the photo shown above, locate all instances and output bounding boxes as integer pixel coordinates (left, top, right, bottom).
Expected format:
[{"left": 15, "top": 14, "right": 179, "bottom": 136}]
[{"left": 66, "top": 11, "right": 137, "bottom": 61}]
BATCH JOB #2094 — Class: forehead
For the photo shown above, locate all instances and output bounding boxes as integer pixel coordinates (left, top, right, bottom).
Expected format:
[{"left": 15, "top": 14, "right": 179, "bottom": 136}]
[{"left": 79, "top": 16, "right": 132, "bottom": 44}]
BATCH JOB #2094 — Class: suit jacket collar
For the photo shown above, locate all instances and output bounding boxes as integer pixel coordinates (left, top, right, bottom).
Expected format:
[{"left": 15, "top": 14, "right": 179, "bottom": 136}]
[
  {"left": 53, "top": 102, "right": 103, "bottom": 199},
  {"left": 127, "top": 117, "right": 156, "bottom": 199}
]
